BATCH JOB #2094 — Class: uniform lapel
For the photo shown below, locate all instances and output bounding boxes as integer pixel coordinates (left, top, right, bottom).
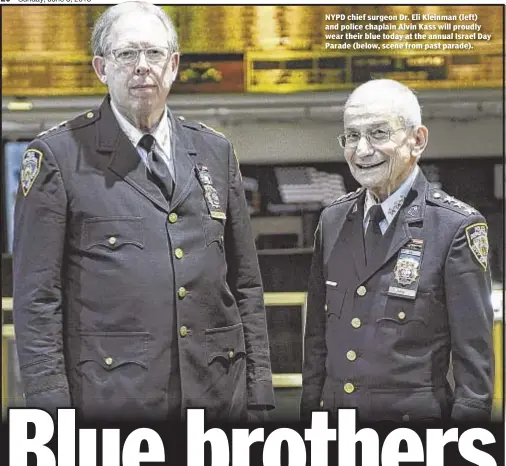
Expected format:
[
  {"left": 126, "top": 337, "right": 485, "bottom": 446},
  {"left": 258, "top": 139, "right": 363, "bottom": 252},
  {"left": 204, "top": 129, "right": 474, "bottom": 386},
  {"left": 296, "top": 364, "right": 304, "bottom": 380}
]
[
  {"left": 359, "top": 170, "right": 428, "bottom": 283},
  {"left": 167, "top": 111, "right": 198, "bottom": 211},
  {"left": 326, "top": 192, "right": 366, "bottom": 280},
  {"left": 97, "top": 97, "right": 170, "bottom": 212},
  {"left": 349, "top": 196, "right": 368, "bottom": 278}
]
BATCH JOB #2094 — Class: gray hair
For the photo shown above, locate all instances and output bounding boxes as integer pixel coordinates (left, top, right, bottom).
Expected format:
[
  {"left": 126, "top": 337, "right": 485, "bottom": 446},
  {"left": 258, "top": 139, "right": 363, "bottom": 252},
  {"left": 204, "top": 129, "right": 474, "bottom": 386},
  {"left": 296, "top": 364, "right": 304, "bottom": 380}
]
[
  {"left": 91, "top": 1, "right": 179, "bottom": 57},
  {"left": 344, "top": 79, "right": 422, "bottom": 127}
]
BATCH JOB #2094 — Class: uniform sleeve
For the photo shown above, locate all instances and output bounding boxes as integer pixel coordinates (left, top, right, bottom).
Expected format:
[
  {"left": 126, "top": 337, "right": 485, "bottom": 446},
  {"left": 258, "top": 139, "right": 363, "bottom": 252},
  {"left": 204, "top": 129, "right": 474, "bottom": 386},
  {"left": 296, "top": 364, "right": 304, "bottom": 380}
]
[
  {"left": 444, "top": 213, "right": 494, "bottom": 421},
  {"left": 300, "top": 218, "right": 327, "bottom": 420},
  {"left": 224, "top": 142, "right": 275, "bottom": 410},
  {"left": 13, "top": 139, "right": 71, "bottom": 413}
]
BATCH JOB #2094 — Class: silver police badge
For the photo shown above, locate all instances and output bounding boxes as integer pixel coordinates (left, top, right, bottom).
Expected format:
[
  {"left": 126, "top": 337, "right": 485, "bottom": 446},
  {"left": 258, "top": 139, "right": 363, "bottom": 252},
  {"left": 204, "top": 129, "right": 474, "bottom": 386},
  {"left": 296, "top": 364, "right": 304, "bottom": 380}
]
[
  {"left": 393, "top": 257, "right": 420, "bottom": 286},
  {"left": 20, "top": 149, "right": 44, "bottom": 196},
  {"left": 204, "top": 185, "right": 221, "bottom": 209},
  {"left": 465, "top": 223, "right": 489, "bottom": 271}
]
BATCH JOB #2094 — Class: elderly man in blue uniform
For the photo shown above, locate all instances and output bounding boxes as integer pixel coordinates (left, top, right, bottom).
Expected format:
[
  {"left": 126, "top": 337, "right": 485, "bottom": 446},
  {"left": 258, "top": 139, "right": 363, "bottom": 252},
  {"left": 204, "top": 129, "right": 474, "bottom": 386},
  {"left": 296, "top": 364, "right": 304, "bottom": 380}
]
[
  {"left": 13, "top": 2, "right": 274, "bottom": 421},
  {"left": 301, "top": 79, "right": 494, "bottom": 422}
]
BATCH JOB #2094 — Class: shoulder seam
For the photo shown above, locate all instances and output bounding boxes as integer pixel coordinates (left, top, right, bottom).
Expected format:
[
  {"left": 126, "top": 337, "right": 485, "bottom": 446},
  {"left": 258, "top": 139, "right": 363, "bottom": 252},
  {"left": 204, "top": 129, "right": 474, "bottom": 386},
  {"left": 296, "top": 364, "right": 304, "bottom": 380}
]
[
  {"left": 426, "top": 188, "right": 478, "bottom": 217},
  {"left": 326, "top": 188, "right": 364, "bottom": 208},
  {"left": 178, "top": 116, "right": 228, "bottom": 140},
  {"left": 38, "top": 109, "right": 98, "bottom": 140}
]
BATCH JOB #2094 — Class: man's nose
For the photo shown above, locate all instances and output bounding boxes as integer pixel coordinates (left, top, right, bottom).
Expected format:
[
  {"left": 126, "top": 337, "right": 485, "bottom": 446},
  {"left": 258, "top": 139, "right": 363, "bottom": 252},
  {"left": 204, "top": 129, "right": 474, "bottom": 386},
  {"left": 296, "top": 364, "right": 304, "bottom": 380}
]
[
  {"left": 355, "top": 134, "right": 374, "bottom": 157},
  {"left": 135, "top": 52, "right": 151, "bottom": 74}
]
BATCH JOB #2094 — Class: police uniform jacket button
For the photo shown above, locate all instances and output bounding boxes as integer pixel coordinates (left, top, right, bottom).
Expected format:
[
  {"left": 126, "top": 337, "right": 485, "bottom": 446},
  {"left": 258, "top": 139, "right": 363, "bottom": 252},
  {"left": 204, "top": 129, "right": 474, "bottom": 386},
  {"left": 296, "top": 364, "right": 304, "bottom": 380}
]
[
  {"left": 351, "top": 317, "right": 361, "bottom": 328},
  {"left": 320, "top": 400, "right": 324, "bottom": 408},
  {"left": 398, "top": 311, "right": 406, "bottom": 320},
  {"left": 228, "top": 350, "right": 235, "bottom": 360},
  {"left": 175, "top": 248, "right": 184, "bottom": 259},
  {"left": 433, "top": 192, "right": 441, "bottom": 199},
  {"left": 104, "top": 357, "right": 113, "bottom": 366},
  {"left": 346, "top": 350, "right": 357, "bottom": 361},
  {"left": 178, "top": 287, "right": 187, "bottom": 299},
  {"left": 86, "top": 112, "right": 94, "bottom": 119},
  {"left": 356, "top": 286, "right": 367, "bottom": 296},
  {"left": 179, "top": 326, "right": 188, "bottom": 337},
  {"left": 108, "top": 236, "right": 117, "bottom": 246},
  {"left": 168, "top": 212, "right": 178, "bottom": 224},
  {"left": 402, "top": 414, "right": 410, "bottom": 422},
  {"left": 344, "top": 382, "right": 355, "bottom": 394}
]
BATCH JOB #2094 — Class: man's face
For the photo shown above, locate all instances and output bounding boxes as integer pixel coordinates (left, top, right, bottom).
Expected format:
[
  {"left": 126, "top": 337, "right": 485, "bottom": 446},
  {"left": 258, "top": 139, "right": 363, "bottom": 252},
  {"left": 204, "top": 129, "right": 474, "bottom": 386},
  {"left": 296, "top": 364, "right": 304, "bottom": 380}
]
[
  {"left": 343, "top": 102, "right": 418, "bottom": 200},
  {"left": 93, "top": 12, "right": 179, "bottom": 125}
]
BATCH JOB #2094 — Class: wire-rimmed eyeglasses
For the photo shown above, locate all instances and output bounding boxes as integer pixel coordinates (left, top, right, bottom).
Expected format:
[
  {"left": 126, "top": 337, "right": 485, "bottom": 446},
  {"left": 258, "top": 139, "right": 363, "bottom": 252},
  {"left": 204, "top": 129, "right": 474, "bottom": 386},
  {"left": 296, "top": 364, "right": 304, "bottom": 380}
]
[
  {"left": 337, "top": 126, "right": 411, "bottom": 149},
  {"left": 110, "top": 47, "right": 171, "bottom": 66}
]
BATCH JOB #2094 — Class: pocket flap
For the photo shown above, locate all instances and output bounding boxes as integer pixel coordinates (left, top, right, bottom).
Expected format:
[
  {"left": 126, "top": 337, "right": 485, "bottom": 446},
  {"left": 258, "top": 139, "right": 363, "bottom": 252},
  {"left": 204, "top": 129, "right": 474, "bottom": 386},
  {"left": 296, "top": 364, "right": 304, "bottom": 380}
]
[
  {"left": 83, "top": 217, "right": 144, "bottom": 250},
  {"left": 377, "top": 293, "right": 430, "bottom": 326},
  {"left": 325, "top": 286, "right": 346, "bottom": 317},
  {"left": 202, "top": 215, "right": 225, "bottom": 247},
  {"left": 205, "top": 322, "right": 246, "bottom": 364},
  {"left": 78, "top": 332, "right": 149, "bottom": 370}
]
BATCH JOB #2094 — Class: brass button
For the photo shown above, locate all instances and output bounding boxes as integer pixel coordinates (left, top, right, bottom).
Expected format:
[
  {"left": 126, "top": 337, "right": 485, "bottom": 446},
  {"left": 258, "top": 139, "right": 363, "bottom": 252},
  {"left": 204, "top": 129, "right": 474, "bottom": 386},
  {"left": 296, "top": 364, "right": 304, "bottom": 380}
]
[
  {"left": 175, "top": 248, "right": 184, "bottom": 259},
  {"left": 346, "top": 350, "right": 357, "bottom": 361},
  {"left": 356, "top": 286, "right": 367, "bottom": 297},
  {"left": 86, "top": 111, "right": 94, "bottom": 119},
  {"left": 433, "top": 192, "right": 441, "bottom": 199},
  {"left": 179, "top": 326, "right": 188, "bottom": 337},
  {"left": 104, "top": 357, "right": 113, "bottom": 366},
  {"left": 324, "top": 304, "right": 328, "bottom": 312},
  {"left": 319, "top": 400, "right": 324, "bottom": 408},
  {"left": 108, "top": 236, "right": 117, "bottom": 246},
  {"left": 344, "top": 382, "right": 355, "bottom": 394},
  {"left": 398, "top": 311, "right": 406, "bottom": 320},
  {"left": 178, "top": 287, "right": 187, "bottom": 299},
  {"left": 351, "top": 317, "right": 362, "bottom": 328},
  {"left": 402, "top": 414, "right": 410, "bottom": 422},
  {"left": 168, "top": 213, "right": 178, "bottom": 224},
  {"left": 228, "top": 350, "right": 235, "bottom": 359}
]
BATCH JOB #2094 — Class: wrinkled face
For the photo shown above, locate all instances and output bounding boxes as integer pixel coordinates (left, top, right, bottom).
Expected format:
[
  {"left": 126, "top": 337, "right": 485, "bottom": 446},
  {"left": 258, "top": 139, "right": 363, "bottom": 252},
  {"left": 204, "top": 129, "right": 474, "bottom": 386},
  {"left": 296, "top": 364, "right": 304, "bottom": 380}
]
[
  {"left": 93, "top": 11, "right": 179, "bottom": 125},
  {"left": 343, "top": 102, "right": 418, "bottom": 199}
]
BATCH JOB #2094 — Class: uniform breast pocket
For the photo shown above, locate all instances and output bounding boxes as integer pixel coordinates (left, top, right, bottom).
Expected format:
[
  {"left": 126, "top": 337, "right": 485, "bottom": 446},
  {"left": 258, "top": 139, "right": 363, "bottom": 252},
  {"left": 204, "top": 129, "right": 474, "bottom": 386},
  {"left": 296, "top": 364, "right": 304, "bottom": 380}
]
[
  {"left": 375, "top": 292, "right": 433, "bottom": 339},
  {"left": 202, "top": 215, "right": 225, "bottom": 251},
  {"left": 82, "top": 217, "right": 144, "bottom": 252}
]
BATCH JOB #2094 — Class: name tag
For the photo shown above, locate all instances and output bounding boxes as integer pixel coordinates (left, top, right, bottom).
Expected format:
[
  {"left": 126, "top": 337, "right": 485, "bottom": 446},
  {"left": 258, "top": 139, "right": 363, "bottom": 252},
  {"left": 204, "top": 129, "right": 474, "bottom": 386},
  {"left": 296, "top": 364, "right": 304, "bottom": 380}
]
[{"left": 388, "top": 239, "right": 424, "bottom": 300}]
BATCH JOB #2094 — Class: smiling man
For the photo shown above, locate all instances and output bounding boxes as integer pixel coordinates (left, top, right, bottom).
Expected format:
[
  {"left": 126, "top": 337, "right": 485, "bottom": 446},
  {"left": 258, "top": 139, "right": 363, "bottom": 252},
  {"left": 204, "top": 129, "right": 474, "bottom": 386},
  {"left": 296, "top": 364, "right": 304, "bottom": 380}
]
[
  {"left": 13, "top": 2, "right": 274, "bottom": 422},
  {"left": 301, "top": 79, "right": 494, "bottom": 422}
]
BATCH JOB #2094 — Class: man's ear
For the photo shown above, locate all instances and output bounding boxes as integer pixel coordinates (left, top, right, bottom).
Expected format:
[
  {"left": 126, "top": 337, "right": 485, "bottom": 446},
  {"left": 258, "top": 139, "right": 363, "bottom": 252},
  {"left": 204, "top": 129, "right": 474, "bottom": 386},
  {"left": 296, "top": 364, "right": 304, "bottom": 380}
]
[
  {"left": 411, "top": 125, "right": 428, "bottom": 159},
  {"left": 170, "top": 52, "right": 180, "bottom": 77},
  {"left": 92, "top": 56, "right": 108, "bottom": 85}
]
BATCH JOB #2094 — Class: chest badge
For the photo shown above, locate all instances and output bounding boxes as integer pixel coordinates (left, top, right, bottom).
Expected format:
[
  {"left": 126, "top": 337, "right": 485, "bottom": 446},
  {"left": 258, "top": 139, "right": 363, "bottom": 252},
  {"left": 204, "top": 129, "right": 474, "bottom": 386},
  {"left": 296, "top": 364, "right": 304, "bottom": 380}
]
[
  {"left": 393, "top": 257, "right": 420, "bottom": 286},
  {"left": 195, "top": 164, "right": 226, "bottom": 220},
  {"left": 388, "top": 239, "right": 424, "bottom": 300}
]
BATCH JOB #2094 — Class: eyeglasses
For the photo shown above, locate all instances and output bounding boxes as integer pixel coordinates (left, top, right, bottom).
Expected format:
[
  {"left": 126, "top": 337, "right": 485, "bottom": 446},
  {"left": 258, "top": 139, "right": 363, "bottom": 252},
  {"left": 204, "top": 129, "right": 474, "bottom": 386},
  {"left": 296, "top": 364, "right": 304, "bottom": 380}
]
[
  {"left": 110, "top": 47, "right": 171, "bottom": 66},
  {"left": 337, "top": 126, "right": 410, "bottom": 149}
]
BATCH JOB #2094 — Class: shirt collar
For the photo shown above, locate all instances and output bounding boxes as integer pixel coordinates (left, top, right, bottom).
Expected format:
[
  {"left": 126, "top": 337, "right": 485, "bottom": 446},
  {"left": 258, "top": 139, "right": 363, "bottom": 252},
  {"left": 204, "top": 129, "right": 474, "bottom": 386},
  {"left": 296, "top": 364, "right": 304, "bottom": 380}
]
[
  {"left": 364, "top": 165, "right": 420, "bottom": 226},
  {"left": 110, "top": 100, "right": 171, "bottom": 151}
]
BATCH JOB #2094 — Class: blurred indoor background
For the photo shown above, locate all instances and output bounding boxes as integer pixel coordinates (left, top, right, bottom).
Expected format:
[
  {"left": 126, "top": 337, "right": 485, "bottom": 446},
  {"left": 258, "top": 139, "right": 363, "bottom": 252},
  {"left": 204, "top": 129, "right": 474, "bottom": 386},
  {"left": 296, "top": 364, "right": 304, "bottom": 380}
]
[{"left": 1, "top": 5, "right": 504, "bottom": 421}]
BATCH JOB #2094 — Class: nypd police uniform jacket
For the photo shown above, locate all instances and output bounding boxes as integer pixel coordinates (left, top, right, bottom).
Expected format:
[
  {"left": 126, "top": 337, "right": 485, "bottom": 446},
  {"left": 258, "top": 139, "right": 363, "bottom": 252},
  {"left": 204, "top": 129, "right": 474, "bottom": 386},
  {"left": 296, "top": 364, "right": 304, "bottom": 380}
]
[
  {"left": 301, "top": 170, "right": 494, "bottom": 422},
  {"left": 13, "top": 96, "right": 275, "bottom": 421}
]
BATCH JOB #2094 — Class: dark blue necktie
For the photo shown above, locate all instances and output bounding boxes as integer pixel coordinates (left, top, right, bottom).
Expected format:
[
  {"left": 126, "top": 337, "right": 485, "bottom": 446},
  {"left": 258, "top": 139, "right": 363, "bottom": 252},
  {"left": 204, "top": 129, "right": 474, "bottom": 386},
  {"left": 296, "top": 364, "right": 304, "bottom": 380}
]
[
  {"left": 139, "top": 134, "right": 173, "bottom": 200},
  {"left": 365, "top": 204, "right": 385, "bottom": 265}
]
